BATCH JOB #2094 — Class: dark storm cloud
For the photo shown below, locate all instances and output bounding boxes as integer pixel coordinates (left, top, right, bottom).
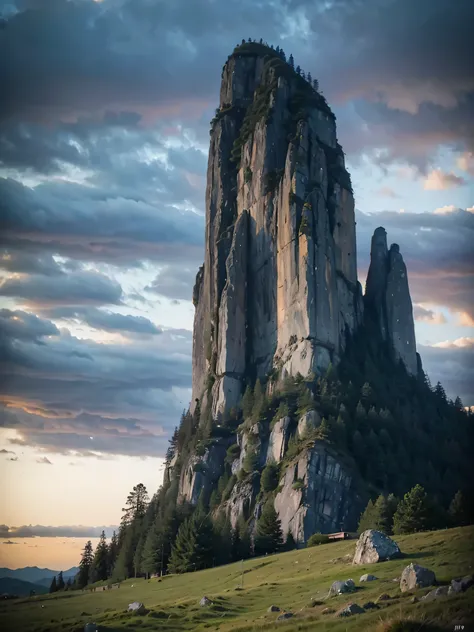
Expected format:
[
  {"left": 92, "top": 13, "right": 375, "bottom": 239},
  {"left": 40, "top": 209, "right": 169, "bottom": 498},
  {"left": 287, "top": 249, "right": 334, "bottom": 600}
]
[
  {"left": 356, "top": 208, "right": 474, "bottom": 318},
  {"left": 39, "top": 306, "right": 162, "bottom": 336},
  {"left": 0, "top": 269, "right": 123, "bottom": 307},
  {"left": 1, "top": 0, "right": 471, "bottom": 168},
  {"left": 0, "top": 309, "right": 60, "bottom": 341},
  {"left": 0, "top": 250, "right": 64, "bottom": 276},
  {"left": 418, "top": 340, "right": 474, "bottom": 406},
  {"left": 0, "top": 524, "right": 118, "bottom": 538},
  {"left": 0, "top": 177, "right": 205, "bottom": 267},
  {"left": 145, "top": 265, "right": 196, "bottom": 302}
]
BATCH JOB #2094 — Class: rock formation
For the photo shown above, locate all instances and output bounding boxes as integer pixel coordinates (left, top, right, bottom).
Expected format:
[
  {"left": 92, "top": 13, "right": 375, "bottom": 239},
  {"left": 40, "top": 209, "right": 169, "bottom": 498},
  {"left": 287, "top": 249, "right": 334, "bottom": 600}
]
[
  {"left": 365, "top": 227, "right": 417, "bottom": 375},
  {"left": 192, "top": 42, "right": 363, "bottom": 420},
  {"left": 169, "top": 41, "right": 421, "bottom": 545}
]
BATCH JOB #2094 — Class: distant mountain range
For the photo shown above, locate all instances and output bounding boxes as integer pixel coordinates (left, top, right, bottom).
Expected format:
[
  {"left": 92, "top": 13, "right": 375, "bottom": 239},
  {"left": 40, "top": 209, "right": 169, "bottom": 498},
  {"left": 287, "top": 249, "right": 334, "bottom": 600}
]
[
  {"left": 0, "top": 566, "right": 79, "bottom": 594},
  {"left": 0, "top": 577, "right": 49, "bottom": 597}
]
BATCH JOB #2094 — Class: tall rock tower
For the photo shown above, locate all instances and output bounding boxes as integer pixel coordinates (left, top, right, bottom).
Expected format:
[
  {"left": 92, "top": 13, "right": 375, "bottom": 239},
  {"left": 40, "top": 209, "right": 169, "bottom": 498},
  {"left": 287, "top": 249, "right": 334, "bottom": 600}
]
[
  {"left": 365, "top": 227, "right": 417, "bottom": 375},
  {"left": 191, "top": 42, "right": 364, "bottom": 419}
]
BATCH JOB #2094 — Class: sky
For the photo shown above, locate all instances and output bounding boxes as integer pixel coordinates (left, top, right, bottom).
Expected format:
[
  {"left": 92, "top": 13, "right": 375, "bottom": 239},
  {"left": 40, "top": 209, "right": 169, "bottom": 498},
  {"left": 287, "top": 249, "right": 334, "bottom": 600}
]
[{"left": 0, "top": 0, "right": 473, "bottom": 570}]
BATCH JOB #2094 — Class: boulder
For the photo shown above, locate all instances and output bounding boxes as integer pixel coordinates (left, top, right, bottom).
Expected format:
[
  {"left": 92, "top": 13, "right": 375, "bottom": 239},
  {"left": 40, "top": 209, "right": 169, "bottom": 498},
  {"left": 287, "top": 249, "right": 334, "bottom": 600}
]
[
  {"left": 336, "top": 603, "right": 365, "bottom": 617},
  {"left": 276, "top": 612, "right": 294, "bottom": 621},
  {"left": 360, "top": 574, "right": 377, "bottom": 582},
  {"left": 353, "top": 530, "right": 401, "bottom": 564},
  {"left": 362, "top": 601, "right": 378, "bottom": 610},
  {"left": 421, "top": 586, "right": 449, "bottom": 602},
  {"left": 127, "top": 602, "right": 146, "bottom": 614},
  {"left": 328, "top": 579, "right": 355, "bottom": 597},
  {"left": 376, "top": 593, "right": 391, "bottom": 602},
  {"left": 267, "top": 605, "right": 280, "bottom": 612},
  {"left": 200, "top": 596, "right": 212, "bottom": 607},
  {"left": 449, "top": 575, "right": 474, "bottom": 594},
  {"left": 400, "top": 564, "right": 436, "bottom": 592}
]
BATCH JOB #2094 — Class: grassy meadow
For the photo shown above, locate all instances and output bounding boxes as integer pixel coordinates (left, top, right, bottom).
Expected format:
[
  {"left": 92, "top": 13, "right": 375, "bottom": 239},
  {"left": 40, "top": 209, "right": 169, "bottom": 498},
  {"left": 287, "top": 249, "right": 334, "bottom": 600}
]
[{"left": 1, "top": 526, "right": 474, "bottom": 632}]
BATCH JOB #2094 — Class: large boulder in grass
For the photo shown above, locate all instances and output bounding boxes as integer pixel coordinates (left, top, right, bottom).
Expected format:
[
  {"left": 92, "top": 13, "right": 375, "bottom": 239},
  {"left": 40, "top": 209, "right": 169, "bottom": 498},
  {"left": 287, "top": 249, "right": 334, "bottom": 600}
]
[
  {"left": 127, "top": 602, "right": 146, "bottom": 614},
  {"left": 336, "top": 603, "right": 365, "bottom": 617},
  {"left": 449, "top": 575, "right": 474, "bottom": 595},
  {"left": 353, "top": 530, "right": 401, "bottom": 564},
  {"left": 328, "top": 579, "right": 355, "bottom": 597},
  {"left": 421, "top": 586, "right": 449, "bottom": 602},
  {"left": 400, "top": 563, "right": 436, "bottom": 592}
]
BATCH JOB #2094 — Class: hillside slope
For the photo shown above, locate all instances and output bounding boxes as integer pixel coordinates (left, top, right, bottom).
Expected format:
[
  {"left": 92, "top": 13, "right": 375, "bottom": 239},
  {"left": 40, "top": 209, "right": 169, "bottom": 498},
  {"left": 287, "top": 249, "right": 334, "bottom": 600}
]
[
  {"left": 0, "top": 577, "right": 48, "bottom": 597},
  {"left": 1, "top": 526, "right": 473, "bottom": 631}
]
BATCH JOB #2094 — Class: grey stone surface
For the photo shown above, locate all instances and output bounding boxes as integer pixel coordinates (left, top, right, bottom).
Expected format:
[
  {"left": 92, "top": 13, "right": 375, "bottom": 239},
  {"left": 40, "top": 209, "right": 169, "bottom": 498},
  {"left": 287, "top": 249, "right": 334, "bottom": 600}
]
[
  {"left": 353, "top": 530, "right": 401, "bottom": 564},
  {"left": 266, "top": 416, "right": 291, "bottom": 463},
  {"left": 127, "top": 602, "right": 146, "bottom": 614},
  {"left": 448, "top": 575, "right": 474, "bottom": 594},
  {"left": 400, "top": 564, "right": 436, "bottom": 592},
  {"left": 274, "top": 441, "right": 359, "bottom": 545},
  {"left": 200, "top": 596, "right": 212, "bottom": 607},
  {"left": 360, "top": 574, "right": 377, "bottom": 582},
  {"left": 328, "top": 579, "right": 355, "bottom": 597},
  {"left": 365, "top": 228, "right": 417, "bottom": 375},
  {"left": 421, "top": 586, "right": 449, "bottom": 602},
  {"left": 297, "top": 409, "right": 321, "bottom": 438},
  {"left": 336, "top": 603, "right": 365, "bottom": 617},
  {"left": 362, "top": 601, "right": 378, "bottom": 610},
  {"left": 276, "top": 612, "right": 294, "bottom": 621}
]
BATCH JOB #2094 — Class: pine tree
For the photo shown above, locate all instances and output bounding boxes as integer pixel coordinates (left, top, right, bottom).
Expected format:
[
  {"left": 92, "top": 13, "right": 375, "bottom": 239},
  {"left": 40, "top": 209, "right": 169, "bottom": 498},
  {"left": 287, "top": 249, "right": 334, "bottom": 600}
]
[
  {"left": 108, "top": 530, "right": 119, "bottom": 576},
  {"left": 56, "top": 570, "right": 65, "bottom": 591},
  {"left": 393, "top": 484, "right": 435, "bottom": 534},
  {"left": 252, "top": 379, "right": 265, "bottom": 419},
  {"left": 358, "top": 499, "right": 375, "bottom": 533},
  {"left": 90, "top": 531, "right": 109, "bottom": 583},
  {"left": 77, "top": 540, "right": 93, "bottom": 588},
  {"left": 261, "top": 462, "right": 279, "bottom": 492},
  {"left": 448, "top": 490, "right": 471, "bottom": 527},
  {"left": 65, "top": 578, "right": 72, "bottom": 591},
  {"left": 364, "top": 494, "right": 398, "bottom": 534},
  {"left": 241, "top": 385, "right": 254, "bottom": 419},
  {"left": 213, "top": 512, "right": 232, "bottom": 566},
  {"left": 121, "top": 483, "right": 149, "bottom": 526},
  {"left": 49, "top": 576, "right": 57, "bottom": 593},
  {"left": 285, "top": 531, "right": 297, "bottom": 551},
  {"left": 312, "top": 78, "right": 319, "bottom": 91},
  {"left": 165, "top": 427, "right": 178, "bottom": 466},
  {"left": 288, "top": 54, "right": 295, "bottom": 69},
  {"left": 168, "top": 511, "right": 214, "bottom": 573},
  {"left": 295, "top": 65, "right": 301, "bottom": 75},
  {"left": 254, "top": 501, "right": 283, "bottom": 555},
  {"left": 307, "top": 71, "right": 312, "bottom": 84}
]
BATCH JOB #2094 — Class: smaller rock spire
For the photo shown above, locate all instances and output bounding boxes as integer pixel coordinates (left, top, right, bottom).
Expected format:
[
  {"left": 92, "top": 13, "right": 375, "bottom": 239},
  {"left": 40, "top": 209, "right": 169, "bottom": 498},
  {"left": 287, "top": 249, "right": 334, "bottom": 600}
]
[{"left": 365, "top": 228, "right": 417, "bottom": 375}]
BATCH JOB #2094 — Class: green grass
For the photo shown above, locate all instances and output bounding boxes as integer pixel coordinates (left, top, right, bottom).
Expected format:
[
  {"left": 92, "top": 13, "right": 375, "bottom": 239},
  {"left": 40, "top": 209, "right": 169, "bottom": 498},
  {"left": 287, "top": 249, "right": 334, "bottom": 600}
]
[{"left": 1, "top": 527, "right": 474, "bottom": 632}]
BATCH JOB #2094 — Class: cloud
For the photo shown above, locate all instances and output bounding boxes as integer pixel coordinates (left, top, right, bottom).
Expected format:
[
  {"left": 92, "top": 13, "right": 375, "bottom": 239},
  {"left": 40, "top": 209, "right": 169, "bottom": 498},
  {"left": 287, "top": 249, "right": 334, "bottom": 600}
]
[
  {"left": 433, "top": 205, "right": 464, "bottom": 215},
  {"left": 36, "top": 456, "right": 52, "bottom": 465},
  {"left": 457, "top": 151, "right": 474, "bottom": 176},
  {"left": 413, "top": 305, "right": 447, "bottom": 325},
  {"left": 145, "top": 264, "right": 196, "bottom": 301},
  {"left": 419, "top": 338, "right": 474, "bottom": 405},
  {"left": 0, "top": 309, "right": 60, "bottom": 341},
  {"left": 376, "top": 186, "right": 399, "bottom": 198},
  {"left": 423, "top": 169, "right": 466, "bottom": 190},
  {"left": 0, "top": 524, "right": 118, "bottom": 539},
  {"left": 457, "top": 312, "right": 474, "bottom": 327},
  {"left": 0, "top": 269, "right": 123, "bottom": 307},
  {"left": 40, "top": 306, "right": 162, "bottom": 336}
]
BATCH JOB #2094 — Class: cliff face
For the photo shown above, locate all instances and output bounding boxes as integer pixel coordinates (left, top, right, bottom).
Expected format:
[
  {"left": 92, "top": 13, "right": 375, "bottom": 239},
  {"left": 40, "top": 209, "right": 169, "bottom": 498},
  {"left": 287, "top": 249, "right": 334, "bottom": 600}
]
[
  {"left": 192, "top": 46, "right": 363, "bottom": 419},
  {"left": 172, "top": 43, "right": 419, "bottom": 545},
  {"left": 365, "top": 227, "right": 417, "bottom": 375}
]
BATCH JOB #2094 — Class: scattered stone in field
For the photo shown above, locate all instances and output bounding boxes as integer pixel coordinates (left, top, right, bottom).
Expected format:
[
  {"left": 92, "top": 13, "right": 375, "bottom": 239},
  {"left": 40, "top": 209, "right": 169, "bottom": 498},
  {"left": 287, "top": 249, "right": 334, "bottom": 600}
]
[
  {"left": 362, "top": 601, "right": 378, "bottom": 610},
  {"left": 421, "top": 586, "right": 450, "bottom": 602},
  {"left": 336, "top": 603, "right": 365, "bottom": 617},
  {"left": 84, "top": 624, "right": 98, "bottom": 632},
  {"left": 267, "top": 605, "right": 280, "bottom": 612},
  {"left": 376, "top": 593, "right": 392, "bottom": 602},
  {"left": 410, "top": 596, "right": 419, "bottom": 603},
  {"left": 328, "top": 579, "right": 355, "bottom": 597},
  {"left": 128, "top": 602, "right": 146, "bottom": 614},
  {"left": 360, "top": 574, "right": 377, "bottom": 582},
  {"left": 322, "top": 607, "right": 335, "bottom": 615},
  {"left": 353, "top": 530, "right": 402, "bottom": 565},
  {"left": 449, "top": 575, "right": 474, "bottom": 594},
  {"left": 400, "top": 563, "right": 436, "bottom": 592},
  {"left": 276, "top": 612, "right": 294, "bottom": 621},
  {"left": 200, "top": 596, "right": 212, "bottom": 607}
]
